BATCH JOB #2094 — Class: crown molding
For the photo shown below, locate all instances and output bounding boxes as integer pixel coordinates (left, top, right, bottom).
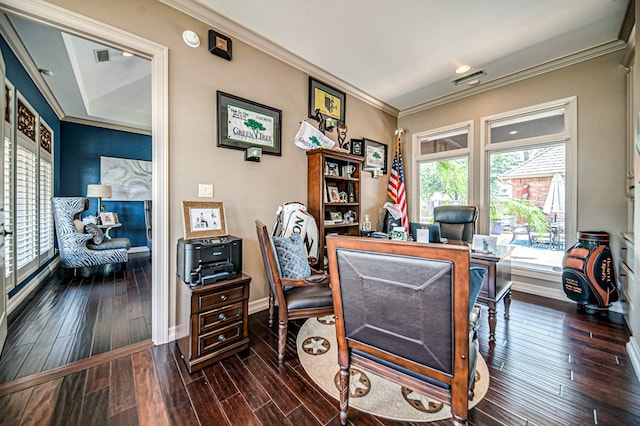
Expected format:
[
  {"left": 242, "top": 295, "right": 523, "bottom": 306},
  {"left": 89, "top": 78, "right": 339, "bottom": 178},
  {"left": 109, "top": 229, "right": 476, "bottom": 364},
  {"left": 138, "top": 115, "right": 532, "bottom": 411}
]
[
  {"left": 62, "top": 116, "right": 152, "bottom": 135},
  {"left": 159, "top": 0, "right": 399, "bottom": 117},
  {"left": 399, "top": 40, "right": 626, "bottom": 117},
  {"left": 0, "top": 13, "right": 65, "bottom": 120}
]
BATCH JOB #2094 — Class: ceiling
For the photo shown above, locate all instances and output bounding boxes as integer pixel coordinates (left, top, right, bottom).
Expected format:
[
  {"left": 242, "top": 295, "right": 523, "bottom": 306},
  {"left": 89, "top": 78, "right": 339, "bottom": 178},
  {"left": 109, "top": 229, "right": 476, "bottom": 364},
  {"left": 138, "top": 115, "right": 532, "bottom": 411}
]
[{"left": 0, "top": 0, "right": 632, "bottom": 131}]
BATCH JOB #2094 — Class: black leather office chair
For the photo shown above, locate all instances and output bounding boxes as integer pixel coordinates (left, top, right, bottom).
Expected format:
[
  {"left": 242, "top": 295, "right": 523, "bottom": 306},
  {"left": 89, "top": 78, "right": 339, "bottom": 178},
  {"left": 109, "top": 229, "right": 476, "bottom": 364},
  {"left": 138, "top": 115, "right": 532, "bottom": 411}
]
[{"left": 433, "top": 205, "right": 478, "bottom": 243}]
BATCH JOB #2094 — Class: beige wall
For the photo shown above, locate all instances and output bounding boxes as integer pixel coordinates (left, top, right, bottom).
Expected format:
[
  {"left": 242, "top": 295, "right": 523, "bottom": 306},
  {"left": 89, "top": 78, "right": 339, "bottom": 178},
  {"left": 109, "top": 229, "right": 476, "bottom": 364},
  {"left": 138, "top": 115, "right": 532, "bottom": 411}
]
[
  {"left": 400, "top": 51, "right": 628, "bottom": 256},
  {"left": 45, "top": 0, "right": 396, "bottom": 324}
]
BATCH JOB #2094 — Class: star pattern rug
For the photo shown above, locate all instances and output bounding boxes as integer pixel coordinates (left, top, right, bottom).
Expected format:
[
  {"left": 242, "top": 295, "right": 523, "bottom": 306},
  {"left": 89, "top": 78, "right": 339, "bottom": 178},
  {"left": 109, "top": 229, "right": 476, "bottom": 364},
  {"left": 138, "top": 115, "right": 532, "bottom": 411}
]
[{"left": 297, "top": 316, "right": 490, "bottom": 422}]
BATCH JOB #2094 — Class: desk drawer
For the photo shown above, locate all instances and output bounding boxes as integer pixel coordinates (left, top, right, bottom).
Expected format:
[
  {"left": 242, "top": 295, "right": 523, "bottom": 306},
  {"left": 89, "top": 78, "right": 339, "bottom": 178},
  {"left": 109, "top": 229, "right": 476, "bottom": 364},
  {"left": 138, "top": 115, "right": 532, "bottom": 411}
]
[
  {"left": 196, "top": 284, "right": 246, "bottom": 312},
  {"left": 198, "top": 302, "right": 244, "bottom": 335},
  {"left": 198, "top": 322, "right": 243, "bottom": 356}
]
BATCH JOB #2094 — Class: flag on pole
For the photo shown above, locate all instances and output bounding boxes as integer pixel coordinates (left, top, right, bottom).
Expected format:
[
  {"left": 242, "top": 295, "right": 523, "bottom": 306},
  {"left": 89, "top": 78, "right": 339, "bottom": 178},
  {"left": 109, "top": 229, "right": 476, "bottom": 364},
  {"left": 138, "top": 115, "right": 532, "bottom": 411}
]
[{"left": 387, "top": 133, "right": 408, "bottom": 230}]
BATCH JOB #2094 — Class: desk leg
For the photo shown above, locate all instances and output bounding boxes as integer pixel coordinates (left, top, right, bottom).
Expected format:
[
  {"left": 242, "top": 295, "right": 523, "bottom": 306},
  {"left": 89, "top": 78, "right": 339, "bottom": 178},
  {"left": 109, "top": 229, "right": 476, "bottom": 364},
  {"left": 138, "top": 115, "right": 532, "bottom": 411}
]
[
  {"left": 504, "top": 289, "right": 512, "bottom": 320},
  {"left": 488, "top": 302, "right": 497, "bottom": 343}
]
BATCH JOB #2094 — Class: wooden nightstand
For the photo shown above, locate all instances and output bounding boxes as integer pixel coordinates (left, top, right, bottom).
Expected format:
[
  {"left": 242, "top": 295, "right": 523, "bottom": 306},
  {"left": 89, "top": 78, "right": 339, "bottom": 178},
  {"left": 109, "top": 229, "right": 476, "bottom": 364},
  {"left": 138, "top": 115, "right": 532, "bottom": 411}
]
[{"left": 176, "top": 273, "right": 251, "bottom": 373}]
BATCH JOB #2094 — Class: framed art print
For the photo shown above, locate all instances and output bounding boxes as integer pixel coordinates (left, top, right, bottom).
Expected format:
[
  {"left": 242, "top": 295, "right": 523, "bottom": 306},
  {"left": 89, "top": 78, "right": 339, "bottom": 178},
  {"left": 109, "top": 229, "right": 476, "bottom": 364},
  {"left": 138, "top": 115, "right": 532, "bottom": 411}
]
[
  {"left": 217, "top": 91, "right": 282, "bottom": 156},
  {"left": 182, "top": 201, "right": 228, "bottom": 239},
  {"left": 308, "top": 77, "right": 346, "bottom": 122},
  {"left": 350, "top": 138, "right": 364, "bottom": 156},
  {"left": 362, "top": 138, "right": 388, "bottom": 174}
]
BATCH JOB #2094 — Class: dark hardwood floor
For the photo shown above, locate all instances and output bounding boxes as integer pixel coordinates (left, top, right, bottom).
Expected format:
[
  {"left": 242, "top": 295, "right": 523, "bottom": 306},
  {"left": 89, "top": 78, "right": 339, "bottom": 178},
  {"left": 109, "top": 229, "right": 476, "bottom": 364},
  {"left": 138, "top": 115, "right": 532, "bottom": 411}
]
[
  {"left": 0, "top": 287, "right": 638, "bottom": 425},
  {"left": 0, "top": 253, "right": 152, "bottom": 384}
]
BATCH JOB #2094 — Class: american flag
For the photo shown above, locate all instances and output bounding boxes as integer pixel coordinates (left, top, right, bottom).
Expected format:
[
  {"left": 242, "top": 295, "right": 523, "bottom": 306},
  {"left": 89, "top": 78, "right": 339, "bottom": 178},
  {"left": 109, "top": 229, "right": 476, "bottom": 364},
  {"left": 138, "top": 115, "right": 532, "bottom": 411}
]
[{"left": 387, "top": 137, "right": 408, "bottom": 230}]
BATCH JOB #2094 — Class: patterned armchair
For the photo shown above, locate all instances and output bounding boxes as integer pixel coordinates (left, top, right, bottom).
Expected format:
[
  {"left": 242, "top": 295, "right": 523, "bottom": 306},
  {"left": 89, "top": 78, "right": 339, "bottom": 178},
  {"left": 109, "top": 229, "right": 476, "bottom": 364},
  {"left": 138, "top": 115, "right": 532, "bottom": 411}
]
[{"left": 51, "top": 197, "right": 129, "bottom": 270}]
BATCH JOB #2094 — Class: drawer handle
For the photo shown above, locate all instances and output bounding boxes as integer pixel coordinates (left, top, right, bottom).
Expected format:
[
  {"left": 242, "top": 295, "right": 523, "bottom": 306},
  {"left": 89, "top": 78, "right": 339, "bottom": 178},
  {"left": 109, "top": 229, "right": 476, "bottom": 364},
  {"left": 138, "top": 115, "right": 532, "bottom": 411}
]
[
  {"left": 218, "top": 313, "right": 227, "bottom": 321},
  {"left": 218, "top": 334, "right": 226, "bottom": 342},
  {"left": 220, "top": 294, "right": 228, "bottom": 301}
]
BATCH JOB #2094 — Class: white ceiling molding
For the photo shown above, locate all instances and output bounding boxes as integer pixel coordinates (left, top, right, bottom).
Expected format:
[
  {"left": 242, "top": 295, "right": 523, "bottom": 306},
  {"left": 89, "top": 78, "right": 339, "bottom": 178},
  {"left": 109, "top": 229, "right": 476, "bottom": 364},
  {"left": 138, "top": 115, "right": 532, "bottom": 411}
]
[
  {"left": 159, "top": 0, "right": 400, "bottom": 118},
  {"left": 399, "top": 40, "right": 626, "bottom": 117},
  {"left": 61, "top": 116, "right": 152, "bottom": 136},
  {"left": 0, "top": 12, "right": 65, "bottom": 120}
]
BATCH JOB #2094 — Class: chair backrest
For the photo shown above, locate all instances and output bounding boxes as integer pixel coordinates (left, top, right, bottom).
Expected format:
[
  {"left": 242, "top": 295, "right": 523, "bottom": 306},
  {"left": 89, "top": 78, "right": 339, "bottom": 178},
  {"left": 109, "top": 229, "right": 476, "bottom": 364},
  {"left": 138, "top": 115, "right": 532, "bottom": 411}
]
[
  {"left": 327, "top": 235, "right": 471, "bottom": 391},
  {"left": 433, "top": 205, "right": 478, "bottom": 243},
  {"left": 255, "top": 220, "right": 287, "bottom": 306}
]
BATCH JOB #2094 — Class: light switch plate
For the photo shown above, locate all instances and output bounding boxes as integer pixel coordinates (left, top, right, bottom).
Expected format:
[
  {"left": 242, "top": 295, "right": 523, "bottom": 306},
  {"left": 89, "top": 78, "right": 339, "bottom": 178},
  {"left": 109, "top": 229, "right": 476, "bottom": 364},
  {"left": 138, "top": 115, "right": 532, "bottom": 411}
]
[{"left": 198, "top": 184, "right": 213, "bottom": 197}]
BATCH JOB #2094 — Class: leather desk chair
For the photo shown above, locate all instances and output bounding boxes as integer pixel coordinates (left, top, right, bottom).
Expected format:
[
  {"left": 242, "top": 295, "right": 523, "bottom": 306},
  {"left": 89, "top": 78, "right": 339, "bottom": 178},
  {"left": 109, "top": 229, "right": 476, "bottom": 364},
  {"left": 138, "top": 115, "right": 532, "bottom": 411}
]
[
  {"left": 433, "top": 205, "right": 479, "bottom": 244},
  {"left": 327, "top": 235, "right": 485, "bottom": 425}
]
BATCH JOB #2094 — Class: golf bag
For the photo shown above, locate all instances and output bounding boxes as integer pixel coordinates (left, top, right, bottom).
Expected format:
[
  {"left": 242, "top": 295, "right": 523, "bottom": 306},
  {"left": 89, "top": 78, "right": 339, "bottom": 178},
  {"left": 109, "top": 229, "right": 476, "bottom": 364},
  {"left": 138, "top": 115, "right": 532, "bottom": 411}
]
[
  {"left": 562, "top": 231, "right": 620, "bottom": 312},
  {"left": 273, "top": 201, "right": 319, "bottom": 260}
]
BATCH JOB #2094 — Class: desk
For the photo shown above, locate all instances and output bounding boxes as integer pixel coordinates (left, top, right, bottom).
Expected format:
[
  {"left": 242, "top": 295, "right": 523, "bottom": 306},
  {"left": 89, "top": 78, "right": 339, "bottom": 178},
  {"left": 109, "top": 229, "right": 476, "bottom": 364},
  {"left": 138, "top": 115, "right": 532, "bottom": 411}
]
[
  {"left": 470, "top": 245, "right": 514, "bottom": 343},
  {"left": 98, "top": 222, "right": 122, "bottom": 239}
]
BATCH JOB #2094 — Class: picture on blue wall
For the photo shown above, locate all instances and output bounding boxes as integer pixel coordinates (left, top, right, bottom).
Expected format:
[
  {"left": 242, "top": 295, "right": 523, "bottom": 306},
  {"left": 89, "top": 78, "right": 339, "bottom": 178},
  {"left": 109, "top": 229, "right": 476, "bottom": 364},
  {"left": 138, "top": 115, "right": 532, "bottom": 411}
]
[{"left": 100, "top": 156, "right": 152, "bottom": 200}]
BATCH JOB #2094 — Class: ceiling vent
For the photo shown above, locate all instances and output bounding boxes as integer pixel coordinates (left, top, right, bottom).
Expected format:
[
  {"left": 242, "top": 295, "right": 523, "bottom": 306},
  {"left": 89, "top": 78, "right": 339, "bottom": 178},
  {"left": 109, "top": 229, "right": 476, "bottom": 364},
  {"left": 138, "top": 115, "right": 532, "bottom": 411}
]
[
  {"left": 94, "top": 49, "right": 110, "bottom": 63},
  {"left": 452, "top": 69, "right": 486, "bottom": 86}
]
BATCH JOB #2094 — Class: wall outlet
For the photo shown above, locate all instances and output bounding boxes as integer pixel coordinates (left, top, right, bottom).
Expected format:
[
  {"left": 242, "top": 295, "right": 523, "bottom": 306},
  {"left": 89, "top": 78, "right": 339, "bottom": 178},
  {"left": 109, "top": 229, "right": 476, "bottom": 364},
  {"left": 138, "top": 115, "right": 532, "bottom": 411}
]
[{"left": 198, "top": 184, "right": 213, "bottom": 197}]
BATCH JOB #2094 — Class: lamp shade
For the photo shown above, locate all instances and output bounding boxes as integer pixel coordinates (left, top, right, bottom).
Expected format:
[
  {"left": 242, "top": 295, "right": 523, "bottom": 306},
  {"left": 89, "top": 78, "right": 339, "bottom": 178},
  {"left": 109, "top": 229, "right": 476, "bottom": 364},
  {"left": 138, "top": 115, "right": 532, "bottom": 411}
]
[{"left": 87, "top": 184, "right": 112, "bottom": 199}]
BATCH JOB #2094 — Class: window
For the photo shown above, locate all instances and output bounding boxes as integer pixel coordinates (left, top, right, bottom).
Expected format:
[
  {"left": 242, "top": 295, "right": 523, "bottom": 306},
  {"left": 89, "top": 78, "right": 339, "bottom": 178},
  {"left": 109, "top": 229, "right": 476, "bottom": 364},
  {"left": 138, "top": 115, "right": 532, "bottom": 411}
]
[
  {"left": 482, "top": 97, "right": 576, "bottom": 276},
  {"left": 3, "top": 82, "right": 14, "bottom": 291},
  {"left": 4, "top": 90, "right": 55, "bottom": 289},
  {"left": 412, "top": 122, "right": 472, "bottom": 222}
]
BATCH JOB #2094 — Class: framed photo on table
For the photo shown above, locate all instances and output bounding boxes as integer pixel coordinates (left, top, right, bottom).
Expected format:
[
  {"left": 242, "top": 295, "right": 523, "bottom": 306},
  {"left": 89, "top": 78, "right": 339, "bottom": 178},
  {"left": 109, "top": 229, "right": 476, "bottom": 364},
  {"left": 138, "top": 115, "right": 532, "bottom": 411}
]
[
  {"left": 217, "top": 91, "right": 282, "bottom": 156},
  {"left": 308, "top": 77, "right": 346, "bottom": 122},
  {"left": 99, "top": 212, "right": 117, "bottom": 225},
  {"left": 326, "top": 185, "right": 340, "bottom": 203},
  {"left": 182, "top": 201, "right": 228, "bottom": 239}
]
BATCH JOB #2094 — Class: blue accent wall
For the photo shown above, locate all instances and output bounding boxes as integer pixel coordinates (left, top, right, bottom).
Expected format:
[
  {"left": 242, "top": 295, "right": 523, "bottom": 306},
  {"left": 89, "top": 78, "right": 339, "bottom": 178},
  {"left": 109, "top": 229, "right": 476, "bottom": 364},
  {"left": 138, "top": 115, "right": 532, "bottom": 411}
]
[{"left": 60, "top": 122, "right": 151, "bottom": 247}]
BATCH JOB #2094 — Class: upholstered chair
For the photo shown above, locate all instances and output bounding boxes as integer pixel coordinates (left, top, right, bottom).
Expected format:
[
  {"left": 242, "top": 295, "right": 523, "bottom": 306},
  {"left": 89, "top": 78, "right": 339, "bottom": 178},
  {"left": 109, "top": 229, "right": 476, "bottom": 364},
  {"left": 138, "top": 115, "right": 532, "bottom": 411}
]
[
  {"left": 255, "top": 220, "right": 333, "bottom": 364},
  {"left": 327, "top": 235, "right": 486, "bottom": 425},
  {"left": 51, "top": 197, "right": 130, "bottom": 272},
  {"left": 433, "top": 205, "right": 479, "bottom": 243}
]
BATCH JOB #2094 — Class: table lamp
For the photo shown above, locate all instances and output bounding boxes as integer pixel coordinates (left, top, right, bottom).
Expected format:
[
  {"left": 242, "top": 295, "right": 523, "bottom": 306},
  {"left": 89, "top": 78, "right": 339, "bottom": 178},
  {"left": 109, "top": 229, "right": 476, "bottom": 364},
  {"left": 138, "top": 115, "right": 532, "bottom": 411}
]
[{"left": 87, "top": 184, "right": 112, "bottom": 217}]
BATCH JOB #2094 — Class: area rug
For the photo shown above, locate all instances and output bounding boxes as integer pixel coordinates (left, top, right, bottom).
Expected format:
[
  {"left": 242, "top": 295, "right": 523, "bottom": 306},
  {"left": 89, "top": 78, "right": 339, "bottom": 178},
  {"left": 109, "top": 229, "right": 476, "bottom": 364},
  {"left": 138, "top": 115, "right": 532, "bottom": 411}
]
[{"left": 297, "top": 316, "right": 490, "bottom": 422}]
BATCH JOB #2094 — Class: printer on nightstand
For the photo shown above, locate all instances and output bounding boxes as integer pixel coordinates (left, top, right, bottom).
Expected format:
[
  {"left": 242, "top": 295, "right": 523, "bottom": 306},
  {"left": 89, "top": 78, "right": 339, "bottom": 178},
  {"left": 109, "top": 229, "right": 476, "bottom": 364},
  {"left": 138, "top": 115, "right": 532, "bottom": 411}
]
[{"left": 177, "top": 236, "right": 242, "bottom": 286}]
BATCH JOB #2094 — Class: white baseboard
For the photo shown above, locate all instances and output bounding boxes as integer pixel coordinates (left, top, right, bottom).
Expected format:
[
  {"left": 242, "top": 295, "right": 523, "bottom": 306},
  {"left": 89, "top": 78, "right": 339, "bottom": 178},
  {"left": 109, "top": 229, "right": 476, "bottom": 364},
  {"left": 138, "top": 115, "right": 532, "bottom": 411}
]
[
  {"left": 511, "top": 280, "right": 566, "bottom": 301},
  {"left": 129, "top": 246, "right": 150, "bottom": 254},
  {"left": 627, "top": 336, "right": 640, "bottom": 383},
  {"left": 8, "top": 258, "right": 60, "bottom": 314}
]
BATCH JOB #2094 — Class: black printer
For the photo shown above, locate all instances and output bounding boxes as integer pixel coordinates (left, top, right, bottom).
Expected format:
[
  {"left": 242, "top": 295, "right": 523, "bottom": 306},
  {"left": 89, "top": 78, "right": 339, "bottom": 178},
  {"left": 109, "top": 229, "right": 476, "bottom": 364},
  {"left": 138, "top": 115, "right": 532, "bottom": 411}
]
[{"left": 177, "top": 235, "right": 242, "bottom": 286}]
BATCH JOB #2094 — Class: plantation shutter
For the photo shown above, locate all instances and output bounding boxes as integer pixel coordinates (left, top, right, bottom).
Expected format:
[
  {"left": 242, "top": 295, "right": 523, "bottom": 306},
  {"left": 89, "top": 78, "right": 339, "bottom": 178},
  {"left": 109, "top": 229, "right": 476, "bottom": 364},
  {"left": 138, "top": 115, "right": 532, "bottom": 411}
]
[
  {"left": 3, "top": 92, "right": 13, "bottom": 290},
  {"left": 39, "top": 122, "right": 53, "bottom": 258}
]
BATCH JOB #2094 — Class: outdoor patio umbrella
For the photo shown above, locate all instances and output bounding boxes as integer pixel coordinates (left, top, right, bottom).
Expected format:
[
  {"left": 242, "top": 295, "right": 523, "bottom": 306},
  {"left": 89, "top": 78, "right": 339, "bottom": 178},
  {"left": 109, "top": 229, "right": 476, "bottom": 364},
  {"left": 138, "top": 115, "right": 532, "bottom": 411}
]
[{"left": 543, "top": 173, "right": 565, "bottom": 224}]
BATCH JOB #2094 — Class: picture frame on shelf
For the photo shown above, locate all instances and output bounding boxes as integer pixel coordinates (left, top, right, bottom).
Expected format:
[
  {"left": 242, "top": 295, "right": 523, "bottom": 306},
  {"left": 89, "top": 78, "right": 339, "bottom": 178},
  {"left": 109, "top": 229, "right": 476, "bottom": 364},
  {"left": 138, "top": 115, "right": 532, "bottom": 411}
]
[
  {"left": 329, "top": 211, "right": 343, "bottom": 222},
  {"left": 362, "top": 138, "right": 388, "bottom": 174},
  {"left": 327, "top": 185, "right": 340, "bottom": 203},
  {"left": 350, "top": 138, "right": 364, "bottom": 156},
  {"left": 182, "top": 201, "right": 228, "bottom": 239},
  {"left": 217, "top": 91, "right": 282, "bottom": 156},
  {"left": 325, "top": 161, "right": 340, "bottom": 176},
  {"left": 308, "top": 77, "right": 346, "bottom": 123}
]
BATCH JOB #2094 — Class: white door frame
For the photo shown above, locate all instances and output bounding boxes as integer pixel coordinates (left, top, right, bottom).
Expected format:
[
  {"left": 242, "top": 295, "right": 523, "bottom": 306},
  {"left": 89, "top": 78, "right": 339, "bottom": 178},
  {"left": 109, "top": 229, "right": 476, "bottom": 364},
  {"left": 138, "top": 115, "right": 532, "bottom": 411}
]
[{"left": 0, "top": 0, "right": 170, "bottom": 344}]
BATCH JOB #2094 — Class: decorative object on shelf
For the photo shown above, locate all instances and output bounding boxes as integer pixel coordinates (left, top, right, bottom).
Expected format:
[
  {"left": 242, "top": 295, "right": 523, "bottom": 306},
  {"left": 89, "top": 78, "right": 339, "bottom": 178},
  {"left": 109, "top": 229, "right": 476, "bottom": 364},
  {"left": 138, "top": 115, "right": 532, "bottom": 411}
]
[
  {"left": 245, "top": 146, "right": 262, "bottom": 162},
  {"left": 338, "top": 191, "right": 349, "bottom": 203},
  {"left": 344, "top": 210, "right": 356, "bottom": 223},
  {"left": 325, "top": 161, "right": 340, "bottom": 176},
  {"left": 362, "top": 214, "right": 372, "bottom": 231},
  {"left": 342, "top": 164, "right": 356, "bottom": 178},
  {"left": 217, "top": 91, "right": 282, "bottom": 156},
  {"left": 208, "top": 29, "right": 232, "bottom": 60},
  {"left": 337, "top": 121, "right": 349, "bottom": 151},
  {"left": 313, "top": 109, "right": 327, "bottom": 134},
  {"left": 87, "top": 183, "right": 112, "bottom": 217},
  {"left": 294, "top": 120, "right": 336, "bottom": 150},
  {"left": 362, "top": 138, "right": 388, "bottom": 174},
  {"left": 329, "top": 211, "right": 343, "bottom": 222},
  {"left": 182, "top": 201, "right": 227, "bottom": 239},
  {"left": 348, "top": 182, "right": 355, "bottom": 202},
  {"left": 350, "top": 138, "right": 364, "bottom": 156},
  {"left": 309, "top": 77, "right": 346, "bottom": 123},
  {"left": 325, "top": 117, "right": 338, "bottom": 132}
]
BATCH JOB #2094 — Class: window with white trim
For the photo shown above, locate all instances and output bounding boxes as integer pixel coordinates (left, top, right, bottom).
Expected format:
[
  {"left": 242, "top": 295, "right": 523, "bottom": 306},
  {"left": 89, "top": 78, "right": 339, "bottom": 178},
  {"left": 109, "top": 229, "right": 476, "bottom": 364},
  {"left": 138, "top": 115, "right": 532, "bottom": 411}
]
[{"left": 412, "top": 122, "right": 472, "bottom": 223}]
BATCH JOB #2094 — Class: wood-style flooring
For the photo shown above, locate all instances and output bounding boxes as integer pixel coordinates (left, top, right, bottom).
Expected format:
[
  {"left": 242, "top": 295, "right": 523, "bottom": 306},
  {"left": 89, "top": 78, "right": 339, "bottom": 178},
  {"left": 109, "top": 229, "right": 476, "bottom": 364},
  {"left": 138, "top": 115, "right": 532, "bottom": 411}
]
[
  {"left": 0, "top": 253, "right": 152, "bottom": 384},
  {"left": 0, "top": 289, "right": 638, "bottom": 425}
]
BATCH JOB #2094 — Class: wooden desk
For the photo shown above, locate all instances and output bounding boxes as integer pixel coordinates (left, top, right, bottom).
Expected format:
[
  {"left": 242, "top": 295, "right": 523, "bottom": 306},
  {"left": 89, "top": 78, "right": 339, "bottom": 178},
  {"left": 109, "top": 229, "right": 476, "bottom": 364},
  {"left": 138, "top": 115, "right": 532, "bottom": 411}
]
[{"left": 471, "top": 245, "right": 514, "bottom": 343}]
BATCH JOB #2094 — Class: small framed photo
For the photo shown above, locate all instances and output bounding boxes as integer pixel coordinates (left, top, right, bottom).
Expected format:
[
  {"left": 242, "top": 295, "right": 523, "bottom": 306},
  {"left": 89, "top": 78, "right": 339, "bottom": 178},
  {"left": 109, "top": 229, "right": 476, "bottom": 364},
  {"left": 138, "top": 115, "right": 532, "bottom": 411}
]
[
  {"left": 309, "top": 77, "right": 346, "bottom": 122},
  {"left": 326, "top": 185, "right": 340, "bottom": 203},
  {"left": 350, "top": 138, "right": 364, "bottom": 156},
  {"left": 329, "top": 211, "right": 343, "bottom": 222},
  {"left": 100, "top": 212, "right": 117, "bottom": 225},
  {"left": 362, "top": 138, "right": 388, "bottom": 174},
  {"left": 182, "top": 201, "right": 228, "bottom": 239},
  {"left": 325, "top": 161, "right": 340, "bottom": 176}
]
